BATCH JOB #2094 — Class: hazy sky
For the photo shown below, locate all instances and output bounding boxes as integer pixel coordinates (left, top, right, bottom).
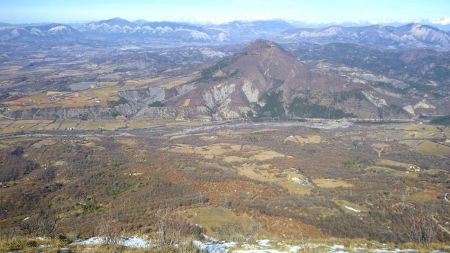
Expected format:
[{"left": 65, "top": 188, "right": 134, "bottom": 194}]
[{"left": 1, "top": 0, "right": 450, "bottom": 24}]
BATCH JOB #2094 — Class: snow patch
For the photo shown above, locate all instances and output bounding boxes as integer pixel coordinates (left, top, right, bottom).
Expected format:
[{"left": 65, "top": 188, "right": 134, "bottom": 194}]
[
  {"left": 193, "top": 240, "right": 237, "bottom": 253},
  {"left": 75, "top": 236, "right": 151, "bottom": 248},
  {"left": 372, "top": 248, "right": 417, "bottom": 253},
  {"left": 201, "top": 48, "right": 226, "bottom": 58},
  {"left": 30, "top": 28, "right": 44, "bottom": 36},
  {"left": 328, "top": 244, "right": 348, "bottom": 253},
  {"left": 256, "top": 240, "right": 270, "bottom": 247},
  {"left": 189, "top": 30, "right": 211, "bottom": 40},
  {"left": 289, "top": 246, "right": 302, "bottom": 252},
  {"left": 344, "top": 205, "right": 361, "bottom": 213},
  {"left": 48, "top": 25, "right": 70, "bottom": 34},
  {"left": 293, "top": 26, "right": 344, "bottom": 38},
  {"left": 233, "top": 250, "right": 287, "bottom": 253},
  {"left": 217, "top": 32, "right": 229, "bottom": 42}
]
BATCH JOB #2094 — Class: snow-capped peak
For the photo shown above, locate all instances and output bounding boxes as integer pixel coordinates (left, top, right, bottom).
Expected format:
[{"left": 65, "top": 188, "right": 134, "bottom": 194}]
[{"left": 48, "top": 25, "right": 70, "bottom": 34}]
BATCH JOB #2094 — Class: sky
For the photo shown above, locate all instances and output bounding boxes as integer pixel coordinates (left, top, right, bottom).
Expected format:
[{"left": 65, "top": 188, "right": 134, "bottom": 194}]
[{"left": 1, "top": 0, "right": 450, "bottom": 24}]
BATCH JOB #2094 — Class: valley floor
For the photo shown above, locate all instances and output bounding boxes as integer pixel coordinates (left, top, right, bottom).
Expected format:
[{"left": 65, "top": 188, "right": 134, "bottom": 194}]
[{"left": 0, "top": 119, "right": 449, "bottom": 252}]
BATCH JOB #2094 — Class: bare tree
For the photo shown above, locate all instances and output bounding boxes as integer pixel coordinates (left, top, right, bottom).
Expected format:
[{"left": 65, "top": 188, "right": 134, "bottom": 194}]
[
  {"left": 98, "top": 211, "right": 122, "bottom": 245},
  {"left": 406, "top": 205, "right": 437, "bottom": 245},
  {"left": 20, "top": 210, "right": 56, "bottom": 237},
  {"left": 156, "top": 208, "right": 181, "bottom": 248},
  {"left": 371, "top": 143, "right": 389, "bottom": 158}
]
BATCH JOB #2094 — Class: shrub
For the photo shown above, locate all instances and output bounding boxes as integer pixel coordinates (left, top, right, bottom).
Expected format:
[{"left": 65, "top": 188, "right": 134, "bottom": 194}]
[
  {"left": 79, "top": 112, "right": 88, "bottom": 121},
  {"left": 78, "top": 197, "right": 100, "bottom": 213},
  {"left": 148, "top": 101, "right": 165, "bottom": 107},
  {"left": 288, "top": 97, "right": 352, "bottom": 119},
  {"left": 11, "top": 147, "right": 24, "bottom": 156},
  {"left": 109, "top": 97, "right": 128, "bottom": 107},
  {"left": 252, "top": 90, "right": 286, "bottom": 119},
  {"left": 109, "top": 108, "right": 119, "bottom": 118},
  {"left": 430, "top": 115, "right": 450, "bottom": 126},
  {"left": 405, "top": 206, "right": 437, "bottom": 245}
]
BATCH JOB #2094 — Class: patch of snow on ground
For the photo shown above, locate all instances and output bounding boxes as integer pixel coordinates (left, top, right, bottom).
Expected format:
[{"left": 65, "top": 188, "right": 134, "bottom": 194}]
[
  {"left": 328, "top": 244, "right": 348, "bottom": 253},
  {"left": 372, "top": 249, "right": 417, "bottom": 253},
  {"left": 121, "top": 236, "right": 152, "bottom": 248},
  {"left": 289, "top": 246, "right": 302, "bottom": 252},
  {"left": 193, "top": 240, "right": 237, "bottom": 253},
  {"left": 201, "top": 48, "right": 226, "bottom": 58},
  {"left": 344, "top": 205, "right": 361, "bottom": 213},
  {"left": 233, "top": 250, "right": 287, "bottom": 253},
  {"left": 74, "top": 236, "right": 151, "bottom": 248},
  {"left": 256, "top": 239, "right": 270, "bottom": 247}
]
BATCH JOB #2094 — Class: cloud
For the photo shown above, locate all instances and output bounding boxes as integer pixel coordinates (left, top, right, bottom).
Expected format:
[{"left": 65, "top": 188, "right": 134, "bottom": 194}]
[{"left": 430, "top": 17, "right": 450, "bottom": 25}]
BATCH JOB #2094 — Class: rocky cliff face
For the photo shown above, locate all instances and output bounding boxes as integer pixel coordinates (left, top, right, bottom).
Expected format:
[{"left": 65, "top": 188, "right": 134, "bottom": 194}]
[
  {"left": 134, "top": 107, "right": 209, "bottom": 120},
  {"left": 115, "top": 87, "right": 166, "bottom": 116}
]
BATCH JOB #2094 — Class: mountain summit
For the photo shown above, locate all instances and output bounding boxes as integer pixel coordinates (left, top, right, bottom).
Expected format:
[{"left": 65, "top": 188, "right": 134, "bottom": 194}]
[{"left": 163, "top": 39, "right": 408, "bottom": 120}]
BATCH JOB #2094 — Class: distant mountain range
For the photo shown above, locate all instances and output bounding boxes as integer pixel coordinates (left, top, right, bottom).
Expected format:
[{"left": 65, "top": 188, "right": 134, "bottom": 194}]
[
  {"left": 282, "top": 23, "right": 450, "bottom": 50},
  {"left": 1, "top": 18, "right": 450, "bottom": 50}
]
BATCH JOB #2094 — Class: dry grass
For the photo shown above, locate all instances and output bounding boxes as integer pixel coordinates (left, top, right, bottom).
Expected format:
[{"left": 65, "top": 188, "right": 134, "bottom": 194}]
[
  {"left": 178, "top": 206, "right": 256, "bottom": 236},
  {"left": 122, "top": 77, "right": 163, "bottom": 89},
  {"left": 166, "top": 143, "right": 241, "bottom": 158},
  {"left": 182, "top": 99, "right": 191, "bottom": 107},
  {"left": 4, "top": 85, "right": 119, "bottom": 110},
  {"left": 222, "top": 156, "right": 248, "bottom": 163},
  {"left": 161, "top": 79, "right": 188, "bottom": 89},
  {"left": 402, "top": 124, "right": 447, "bottom": 138},
  {"left": 199, "top": 135, "right": 218, "bottom": 142},
  {"left": 57, "top": 120, "right": 81, "bottom": 130},
  {"left": 415, "top": 140, "right": 450, "bottom": 158},
  {"left": 31, "top": 138, "right": 57, "bottom": 148},
  {"left": 406, "top": 191, "right": 440, "bottom": 202},
  {"left": 76, "top": 119, "right": 126, "bottom": 131},
  {"left": 334, "top": 200, "right": 369, "bottom": 214},
  {"left": 236, "top": 164, "right": 312, "bottom": 195},
  {"left": 165, "top": 143, "right": 291, "bottom": 163},
  {"left": 160, "top": 74, "right": 198, "bottom": 90},
  {"left": 0, "top": 237, "right": 64, "bottom": 253},
  {"left": 115, "top": 138, "right": 141, "bottom": 147},
  {"left": 216, "top": 129, "right": 247, "bottom": 136},
  {"left": 284, "top": 135, "right": 321, "bottom": 145},
  {"left": 0, "top": 237, "right": 197, "bottom": 253},
  {"left": 249, "top": 150, "right": 289, "bottom": 161},
  {"left": 0, "top": 120, "right": 53, "bottom": 134},
  {"left": 237, "top": 163, "right": 274, "bottom": 182},
  {"left": 376, "top": 159, "right": 414, "bottom": 169},
  {"left": 313, "top": 178, "right": 353, "bottom": 188}
]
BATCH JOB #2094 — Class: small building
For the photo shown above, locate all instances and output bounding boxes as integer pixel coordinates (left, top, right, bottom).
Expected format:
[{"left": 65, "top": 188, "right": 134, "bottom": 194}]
[{"left": 407, "top": 165, "right": 421, "bottom": 173}]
